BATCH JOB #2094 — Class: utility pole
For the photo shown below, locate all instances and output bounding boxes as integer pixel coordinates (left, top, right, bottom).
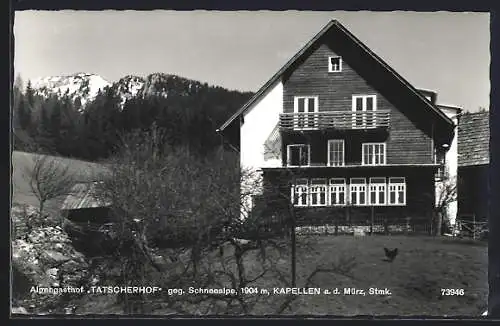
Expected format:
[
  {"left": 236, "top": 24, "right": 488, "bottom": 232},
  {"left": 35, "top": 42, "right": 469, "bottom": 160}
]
[{"left": 288, "top": 173, "right": 297, "bottom": 288}]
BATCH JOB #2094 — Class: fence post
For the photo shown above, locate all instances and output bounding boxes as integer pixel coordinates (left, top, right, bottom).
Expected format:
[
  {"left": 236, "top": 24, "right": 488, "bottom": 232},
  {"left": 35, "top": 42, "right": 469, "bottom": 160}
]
[
  {"left": 370, "top": 206, "right": 375, "bottom": 235},
  {"left": 430, "top": 211, "right": 434, "bottom": 236},
  {"left": 473, "top": 214, "right": 476, "bottom": 240},
  {"left": 405, "top": 216, "right": 411, "bottom": 235}
]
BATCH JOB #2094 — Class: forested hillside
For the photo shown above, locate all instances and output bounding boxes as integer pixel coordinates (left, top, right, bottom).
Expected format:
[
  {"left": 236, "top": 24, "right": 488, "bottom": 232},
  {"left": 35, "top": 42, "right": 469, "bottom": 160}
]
[{"left": 12, "top": 73, "right": 253, "bottom": 161}]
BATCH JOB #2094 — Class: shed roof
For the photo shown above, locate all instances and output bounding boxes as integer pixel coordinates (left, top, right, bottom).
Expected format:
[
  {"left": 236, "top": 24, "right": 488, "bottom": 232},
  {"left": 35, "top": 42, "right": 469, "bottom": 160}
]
[
  {"left": 458, "top": 111, "right": 490, "bottom": 167},
  {"left": 61, "top": 182, "right": 112, "bottom": 210}
]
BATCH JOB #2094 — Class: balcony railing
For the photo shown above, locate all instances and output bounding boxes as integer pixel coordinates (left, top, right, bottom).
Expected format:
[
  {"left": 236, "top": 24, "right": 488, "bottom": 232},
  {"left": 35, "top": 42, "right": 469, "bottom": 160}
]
[{"left": 279, "top": 110, "right": 391, "bottom": 131}]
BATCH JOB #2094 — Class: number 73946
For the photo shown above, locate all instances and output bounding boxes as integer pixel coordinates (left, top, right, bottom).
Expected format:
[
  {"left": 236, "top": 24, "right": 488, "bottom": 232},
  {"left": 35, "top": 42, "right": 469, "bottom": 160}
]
[{"left": 441, "top": 289, "right": 465, "bottom": 296}]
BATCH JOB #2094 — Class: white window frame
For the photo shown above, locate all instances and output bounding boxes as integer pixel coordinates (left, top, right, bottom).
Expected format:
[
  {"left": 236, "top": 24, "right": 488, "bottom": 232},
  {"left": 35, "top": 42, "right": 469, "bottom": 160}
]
[
  {"left": 287, "top": 144, "right": 311, "bottom": 167},
  {"left": 349, "top": 178, "right": 367, "bottom": 206},
  {"left": 309, "top": 179, "right": 327, "bottom": 207},
  {"left": 352, "top": 95, "right": 377, "bottom": 111},
  {"left": 293, "top": 96, "right": 319, "bottom": 130},
  {"left": 362, "top": 143, "right": 386, "bottom": 166},
  {"left": 294, "top": 96, "right": 319, "bottom": 113},
  {"left": 369, "top": 177, "right": 387, "bottom": 206},
  {"left": 329, "top": 178, "right": 346, "bottom": 206},
  {"left": 328, "top": 56, "right": 342, "bottom": 72},
  {"left": 388, "top": 177, "right": 406, "bottom": 206},
  {"left": 352, "top": 95, "right": 377, "bottom": 128},
  {"left": 291, "top": 178, "right": 309, "bottom": 207},
  {"left": 327, "top": 139, "right": 345, "bottom": 167}
]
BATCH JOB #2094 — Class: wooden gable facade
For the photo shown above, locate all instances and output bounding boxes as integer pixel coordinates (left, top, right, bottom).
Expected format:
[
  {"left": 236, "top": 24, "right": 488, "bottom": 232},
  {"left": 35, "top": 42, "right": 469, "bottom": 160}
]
[
  {"left": 281, "top": 41, "right": 438, "bottom": 167},
  {"left": 218, "top": 20, "right": 455, "bottom": 229}
]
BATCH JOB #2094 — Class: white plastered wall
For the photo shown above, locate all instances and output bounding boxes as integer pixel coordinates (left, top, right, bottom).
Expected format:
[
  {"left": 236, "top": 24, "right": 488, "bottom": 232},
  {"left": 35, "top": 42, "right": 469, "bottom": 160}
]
[
  {"left": 436, "top": 106, "right": 459, "bottom": 227},
  {"left": 240, "top": 80, "right": 283, "bottom": 219}
]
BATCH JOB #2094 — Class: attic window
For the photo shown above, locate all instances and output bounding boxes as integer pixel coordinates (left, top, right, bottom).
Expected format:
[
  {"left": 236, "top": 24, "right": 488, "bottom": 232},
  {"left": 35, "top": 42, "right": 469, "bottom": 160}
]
[{"left": 328, "top": 56, "right": 342, "bottom": 72}]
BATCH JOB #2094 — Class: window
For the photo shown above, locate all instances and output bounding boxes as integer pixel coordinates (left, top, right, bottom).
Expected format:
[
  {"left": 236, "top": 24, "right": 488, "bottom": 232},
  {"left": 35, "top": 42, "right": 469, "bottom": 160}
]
[
  {"left": 352, "top": 95, "right": 377, "bottom": 128},
  {"left": 435, "top": 150, "right": 446, "bottom": 165},
  {"left": 329, "top": 178, "right": 346, "bottom": 206},
  {"left": 287, "top": 144, "right": 310, "bottom": 167},
  {"left": 310, "top": 179, "right": 327, "bottom": 206},
  {"left": 369, "top": 177, "right": 386, "bottom": 205},
  {"left": 435, "top": 150, "right": 447, "bottom": 180},
  {"left": 350, "top": 178, "right": 367, "bottom": 206},
  {"left": 362, "top": 143, "right": 386, "bottom": 166},
  {"left": 294, "top": 96, "right": 319, "bottom": 129},
  {"left": 328, "top": 56, "right": 342, "bottom": 72},
  {"left": 289, "top": 177, "right": 406, "bottom": 207},
  {"left": 388, "top": 177, "right": 406, "bottom": 205},
  {"left": 328, "top": 140, "right": 345, "bottom": 166},
  {"left": 352, "top": 95, "right": 376, "bottom": 111},
  {"left": 291, "top": 179, "right": 309, "bottom": 207}
]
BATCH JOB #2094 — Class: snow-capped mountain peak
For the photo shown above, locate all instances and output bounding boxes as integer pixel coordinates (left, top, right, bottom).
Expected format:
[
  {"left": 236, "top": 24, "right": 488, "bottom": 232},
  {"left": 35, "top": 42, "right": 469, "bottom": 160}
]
[
  {"left": 31, "top": 73, "right": 111, "bottom": 109},
  {"left": 112, "top": 75, "right": 145, "bottom": 107},
  {"left": 29, "top": 72, "right": 208, "bottom": 113}
]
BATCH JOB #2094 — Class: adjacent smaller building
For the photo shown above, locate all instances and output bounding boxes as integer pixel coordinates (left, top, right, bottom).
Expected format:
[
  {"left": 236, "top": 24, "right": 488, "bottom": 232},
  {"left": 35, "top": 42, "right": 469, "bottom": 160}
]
[
  {"left": 457, "top": 111, "right": 490, "bottom": 222},
  {"left": 60, "top": 181, "right": 113, "bottom": 255},
  {"left": 61, "top": 181, "right": 112, "bottom": 223}
]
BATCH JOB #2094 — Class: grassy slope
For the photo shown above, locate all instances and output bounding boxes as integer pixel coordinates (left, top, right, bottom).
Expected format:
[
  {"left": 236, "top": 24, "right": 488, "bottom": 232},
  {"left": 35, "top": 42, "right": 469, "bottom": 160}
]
[
  {"left": 11, "top": 151, "right": 108, "bottom": 214},
  {"left": 286, "top": 235, "right": 487, "bottom": 316},
  {"left": 72, "top": 235, "right": 487, "bottom": 316},
  {"left": 11, "top": 153, "right": 486, "bottom": 316}
]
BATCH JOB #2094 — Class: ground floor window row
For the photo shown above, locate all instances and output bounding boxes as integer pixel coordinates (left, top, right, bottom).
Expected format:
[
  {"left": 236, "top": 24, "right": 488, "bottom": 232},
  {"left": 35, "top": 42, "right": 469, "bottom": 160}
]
[{"left": 291, "top": 177, "right": 406, "bottom": 207}]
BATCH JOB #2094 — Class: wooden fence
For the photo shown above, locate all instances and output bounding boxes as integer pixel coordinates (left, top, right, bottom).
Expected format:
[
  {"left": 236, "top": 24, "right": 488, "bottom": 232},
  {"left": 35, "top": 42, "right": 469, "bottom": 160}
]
[
  {"left": 294, "top": 219, "right": 433, "bottom": 236},
  {"left": 243, "top": 215, "right": 434, "bottom": 237},
  {"left": 453, "top": 216, "right": 488, "bottom": 240}
]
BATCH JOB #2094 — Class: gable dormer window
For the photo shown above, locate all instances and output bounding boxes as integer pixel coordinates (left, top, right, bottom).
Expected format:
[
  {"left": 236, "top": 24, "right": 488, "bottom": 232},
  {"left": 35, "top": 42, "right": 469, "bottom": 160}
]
[{"left": 328, "top": 56, "right": 342, "bottom": 72}]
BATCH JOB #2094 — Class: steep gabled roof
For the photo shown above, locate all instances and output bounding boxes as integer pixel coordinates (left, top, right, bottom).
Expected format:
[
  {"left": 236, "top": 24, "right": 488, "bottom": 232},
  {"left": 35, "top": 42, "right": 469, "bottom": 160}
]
[
  {"left": 61, "top": 182, "right": 112, "bottom": 210},
  {"left": 218, "top": 19, "right": 454, "bottom": 132},
  {"left": 458, "top": 111, "right": 490, "bottom": 167}
]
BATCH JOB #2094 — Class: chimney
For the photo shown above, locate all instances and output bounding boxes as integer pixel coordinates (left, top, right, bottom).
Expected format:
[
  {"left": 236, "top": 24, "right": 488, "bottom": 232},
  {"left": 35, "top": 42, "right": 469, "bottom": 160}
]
[{"left": 417, "top": 89, "right": 437, "bottom": 105}]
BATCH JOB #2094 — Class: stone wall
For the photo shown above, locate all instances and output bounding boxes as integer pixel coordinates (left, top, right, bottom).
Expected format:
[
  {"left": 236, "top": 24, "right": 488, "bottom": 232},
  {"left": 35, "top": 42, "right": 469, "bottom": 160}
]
[{"left": 11, "top": 203, "right": 94, "bottom": 315}]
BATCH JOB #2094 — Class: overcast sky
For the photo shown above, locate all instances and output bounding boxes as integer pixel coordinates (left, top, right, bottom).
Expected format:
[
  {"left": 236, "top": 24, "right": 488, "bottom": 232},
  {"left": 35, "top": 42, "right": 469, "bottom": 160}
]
[{"left": 14, "top": 10, "right": 490, "bottom": 112}]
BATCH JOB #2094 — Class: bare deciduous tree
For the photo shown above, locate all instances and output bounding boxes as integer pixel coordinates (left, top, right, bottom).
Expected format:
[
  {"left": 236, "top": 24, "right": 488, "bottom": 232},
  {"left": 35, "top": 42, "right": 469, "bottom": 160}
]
[
  {"left": 88, "top": 124, "right": 355, "bottom": 315},
  {"left": 90, "top": 125, "right": 292, "bottom": 314},
  {"left": 435, "top": 175, "right": 457, "bottom": 236},
  {"left": 23, "top": 154, "right": 76, "bottom": 217}
]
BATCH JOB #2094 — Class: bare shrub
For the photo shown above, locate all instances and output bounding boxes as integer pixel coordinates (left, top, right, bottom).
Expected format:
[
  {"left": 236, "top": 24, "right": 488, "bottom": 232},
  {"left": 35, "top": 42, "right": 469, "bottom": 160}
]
[
  {"left": 435, "top": 175, "right": 457, "bottom": 236},
  {"left": 22, "top": 154, "right": 76, "bottom": 217},
  {"left": 90, "top": 125, "right": 292, "bottom": 314}
]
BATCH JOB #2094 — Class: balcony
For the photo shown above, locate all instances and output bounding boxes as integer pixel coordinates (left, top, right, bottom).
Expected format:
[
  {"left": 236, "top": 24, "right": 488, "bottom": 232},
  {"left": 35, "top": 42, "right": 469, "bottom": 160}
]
[{"left": 279, "top": 110, "right": 391, "bottom": 131}]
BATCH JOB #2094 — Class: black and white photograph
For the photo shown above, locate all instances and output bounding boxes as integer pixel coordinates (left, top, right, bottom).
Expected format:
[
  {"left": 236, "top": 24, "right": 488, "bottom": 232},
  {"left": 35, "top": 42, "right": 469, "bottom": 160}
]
[{"left": 11, "top": 9, "right": 491, "bottom": 317}]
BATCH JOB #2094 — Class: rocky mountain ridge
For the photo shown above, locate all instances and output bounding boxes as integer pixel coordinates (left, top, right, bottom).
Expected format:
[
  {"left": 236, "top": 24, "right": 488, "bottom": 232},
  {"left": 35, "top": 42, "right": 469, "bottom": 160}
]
[{"left": 30, "top": 72, "right": 224, "bottom": 112}]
